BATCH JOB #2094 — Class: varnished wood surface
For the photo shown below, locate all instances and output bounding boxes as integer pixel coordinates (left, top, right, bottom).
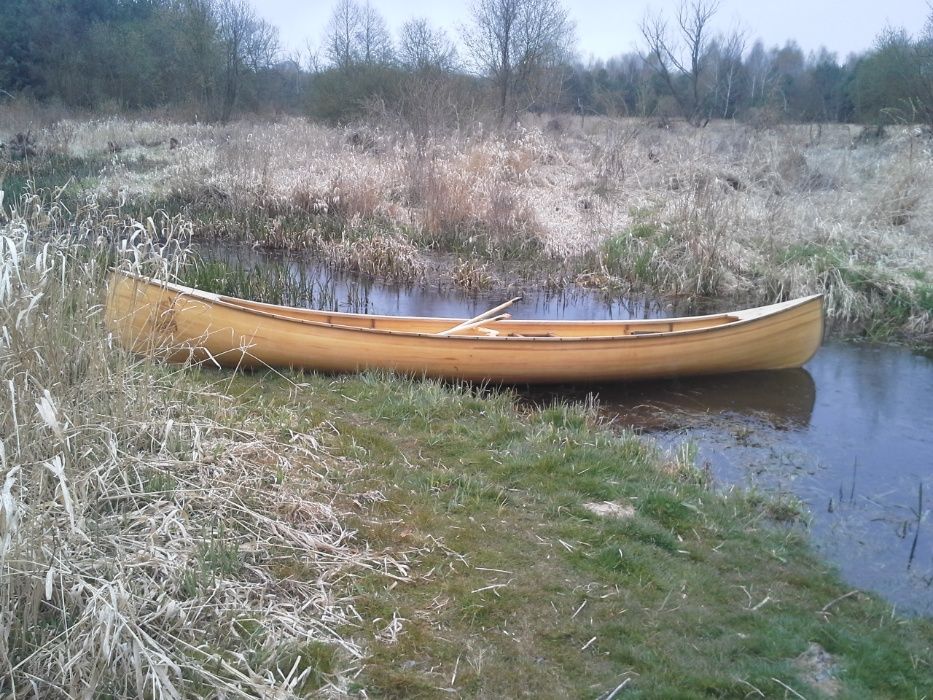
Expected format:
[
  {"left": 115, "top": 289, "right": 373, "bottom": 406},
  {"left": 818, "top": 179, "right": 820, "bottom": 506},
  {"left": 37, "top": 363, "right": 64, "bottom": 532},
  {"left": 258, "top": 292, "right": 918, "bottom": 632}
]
[{"left": 105, "top": 272, "right": 824, "bottom": 383}]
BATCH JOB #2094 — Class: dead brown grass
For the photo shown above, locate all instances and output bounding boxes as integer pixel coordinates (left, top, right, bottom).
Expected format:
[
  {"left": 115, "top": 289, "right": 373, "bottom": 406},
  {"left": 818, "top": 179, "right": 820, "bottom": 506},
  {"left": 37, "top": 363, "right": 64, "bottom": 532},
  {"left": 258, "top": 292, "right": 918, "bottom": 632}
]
[
  {"left": 0, "top": 191, "right": 409, "bottom": 696},
  {"left": 4, "top": 103, "right": 932, "bottom": 339}
]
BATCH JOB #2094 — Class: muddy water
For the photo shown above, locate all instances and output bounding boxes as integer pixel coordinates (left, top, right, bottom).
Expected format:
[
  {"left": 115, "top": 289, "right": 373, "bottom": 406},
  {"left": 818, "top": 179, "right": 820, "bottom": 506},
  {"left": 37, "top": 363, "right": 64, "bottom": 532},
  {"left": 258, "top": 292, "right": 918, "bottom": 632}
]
[{"left": 196, "top": 246, "right": 933, "bottom": 616}]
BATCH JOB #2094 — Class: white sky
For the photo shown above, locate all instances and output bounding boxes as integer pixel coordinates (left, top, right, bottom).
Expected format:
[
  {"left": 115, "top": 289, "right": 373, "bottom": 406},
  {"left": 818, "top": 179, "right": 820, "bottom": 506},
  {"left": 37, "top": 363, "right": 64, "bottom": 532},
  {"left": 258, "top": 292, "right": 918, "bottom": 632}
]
[{"left": 252, "top": 0, "right": 929, "bottom": 64}]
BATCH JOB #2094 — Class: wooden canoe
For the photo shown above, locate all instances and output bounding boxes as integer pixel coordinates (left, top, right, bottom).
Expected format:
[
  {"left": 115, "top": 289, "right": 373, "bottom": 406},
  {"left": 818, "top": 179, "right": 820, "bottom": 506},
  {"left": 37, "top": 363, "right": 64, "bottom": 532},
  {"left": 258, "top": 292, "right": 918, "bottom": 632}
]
[{"left": 105, "top": 272, "right": 824, "bottom": 384}]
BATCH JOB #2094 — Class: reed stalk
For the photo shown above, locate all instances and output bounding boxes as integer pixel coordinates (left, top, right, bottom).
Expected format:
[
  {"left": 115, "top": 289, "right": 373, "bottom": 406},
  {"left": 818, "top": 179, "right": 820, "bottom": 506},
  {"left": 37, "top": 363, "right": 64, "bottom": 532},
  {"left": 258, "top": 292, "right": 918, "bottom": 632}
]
[{"left": 0, "top": 189, "right": 393, "bottom": 696}]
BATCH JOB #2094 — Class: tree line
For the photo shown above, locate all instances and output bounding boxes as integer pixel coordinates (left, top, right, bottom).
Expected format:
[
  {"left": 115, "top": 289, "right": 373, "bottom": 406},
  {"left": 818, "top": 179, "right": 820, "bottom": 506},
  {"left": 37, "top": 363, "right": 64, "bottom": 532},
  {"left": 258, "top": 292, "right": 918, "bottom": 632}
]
[{"left": 1, "top": 0, "right": 931, "bottom": 129}]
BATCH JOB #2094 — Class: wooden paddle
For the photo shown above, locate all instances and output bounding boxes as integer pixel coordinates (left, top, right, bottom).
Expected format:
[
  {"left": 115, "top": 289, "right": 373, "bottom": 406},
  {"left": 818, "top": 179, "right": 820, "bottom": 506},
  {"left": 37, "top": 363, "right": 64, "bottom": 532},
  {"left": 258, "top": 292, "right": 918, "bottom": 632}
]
[
  {"left": 435, "top": 297, "right": 521, "bottom": 336},
  {"left": 438, "top": 313, "right": 512, "bottom": 336}
]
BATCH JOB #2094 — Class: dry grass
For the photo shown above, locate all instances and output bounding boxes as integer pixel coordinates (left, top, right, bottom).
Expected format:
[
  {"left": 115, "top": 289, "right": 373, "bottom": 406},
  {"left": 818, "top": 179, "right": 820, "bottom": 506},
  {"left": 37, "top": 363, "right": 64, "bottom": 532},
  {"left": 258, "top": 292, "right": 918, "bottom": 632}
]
[
  {"left": 0, "top": 191, "right": 409, "bottom": 696},
  {"left": 3, "top": 102, "right": 932, "bottom": 340},
  {"left": 452, "top": 258, "right": 494, "bottom": 291},
  {"left": 317, "top": 230, "right": 426, "bottom": 282}
]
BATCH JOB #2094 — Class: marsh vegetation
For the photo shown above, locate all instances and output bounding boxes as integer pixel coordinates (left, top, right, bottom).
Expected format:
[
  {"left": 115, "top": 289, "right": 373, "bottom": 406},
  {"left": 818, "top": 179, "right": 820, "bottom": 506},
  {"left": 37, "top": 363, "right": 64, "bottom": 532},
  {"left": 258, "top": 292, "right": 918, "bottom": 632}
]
[
  {"left": 2, "top": 109, "right": 931, "bottom": 345},
  {"left": 3, "top": 0, "right": 933, "bottom": 693},
  {"left": 0, "top": 108, "right": 933, "bottom": 697}
]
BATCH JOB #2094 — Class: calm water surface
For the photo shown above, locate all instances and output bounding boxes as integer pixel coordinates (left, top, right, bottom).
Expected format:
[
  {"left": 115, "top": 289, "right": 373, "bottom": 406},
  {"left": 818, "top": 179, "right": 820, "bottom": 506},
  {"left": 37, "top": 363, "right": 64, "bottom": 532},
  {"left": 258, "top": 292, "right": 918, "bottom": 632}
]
[
  {"left": 197, "top": 246, "right": 933, "bottom": 615},
  {"left": 550, "top": 346, "right": 933, "bottom": 617}
]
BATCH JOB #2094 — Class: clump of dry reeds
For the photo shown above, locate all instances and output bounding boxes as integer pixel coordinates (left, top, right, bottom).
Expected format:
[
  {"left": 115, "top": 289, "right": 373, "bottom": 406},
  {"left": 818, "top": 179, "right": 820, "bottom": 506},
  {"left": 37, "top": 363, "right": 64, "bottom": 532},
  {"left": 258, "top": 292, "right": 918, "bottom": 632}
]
[
  {"left": 452, "top": 258, "right": 494, "bottom": 291},
  {"left": 7, "top": 107, "right": 933, "bottom": 341},
  {"left": 0, "top": 190, "right": 400, "bottom": 696},
  {"left": 320, "top": 229, "right": 426, "bottom": 282}
]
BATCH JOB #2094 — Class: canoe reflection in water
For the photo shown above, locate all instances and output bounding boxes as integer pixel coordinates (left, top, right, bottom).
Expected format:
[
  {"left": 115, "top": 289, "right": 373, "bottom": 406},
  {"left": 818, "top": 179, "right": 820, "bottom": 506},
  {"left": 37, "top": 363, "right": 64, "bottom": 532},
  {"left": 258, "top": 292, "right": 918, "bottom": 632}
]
[{"left": 525, "top": 369, "right": 817, "bottom": 431}]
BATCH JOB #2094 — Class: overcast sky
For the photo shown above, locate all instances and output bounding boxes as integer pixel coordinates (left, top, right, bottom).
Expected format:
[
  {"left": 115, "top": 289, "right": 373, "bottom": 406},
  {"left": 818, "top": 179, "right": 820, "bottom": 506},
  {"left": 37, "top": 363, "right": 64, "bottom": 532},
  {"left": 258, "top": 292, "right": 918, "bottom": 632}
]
[{"left": 253, "top": 0, "right": 928, "bottom": 64}]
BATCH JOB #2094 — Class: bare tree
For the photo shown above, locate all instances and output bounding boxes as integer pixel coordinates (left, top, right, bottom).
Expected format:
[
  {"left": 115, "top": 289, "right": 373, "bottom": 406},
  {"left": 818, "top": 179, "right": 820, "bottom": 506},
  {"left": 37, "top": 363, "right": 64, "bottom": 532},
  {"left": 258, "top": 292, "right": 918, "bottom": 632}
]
[
  {"left": 745, "top": 40, "right": 774, "bottom": 107},
  {"left": 640, "top": 0, "right": 719, "bottom": 125},
  {"left": 215, "top": 0, "right": 280, "bottom": 121},
  {"left": 710, "top": 29, "right": 746, "bottom": 118},
  {"left": 914, "top": 4, "right": 933, "bottom": 125},
  {"left": 399, "top": 18, "right": 457, "bottom": 72},
  {"left": 357, "top": 1, "right": 393, "bottom": 65},
  {"left": 396, "top": 19, "right": 463, "bottom": 138},
  {"left": 324, "top": 0, "right": 361, "bottom": 68},
  {"left": 463, "top": 0, "right": 575, "bottom": 125},
  {"left": 243, "top": 17, "right": 279, "bottom": 72},
  {"left": 169, "top": 0, "right": 221, "bottom": 111},
  {"left": 304, "top": 41, "right": 325, "bottom": 74},
  {"left": 324, "top": 0, "right": 392, "bottom": 68}
]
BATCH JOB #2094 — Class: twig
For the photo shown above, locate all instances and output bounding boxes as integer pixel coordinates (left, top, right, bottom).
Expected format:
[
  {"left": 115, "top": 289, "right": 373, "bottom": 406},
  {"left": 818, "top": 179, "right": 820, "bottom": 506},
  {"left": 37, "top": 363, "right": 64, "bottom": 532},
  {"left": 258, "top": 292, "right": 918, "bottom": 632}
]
[
  {"left": 751, "top": 595, "right": 772, "bottom": 611},
  {"left": 601, "top": 677, "right": 632, "bottom": 700},
  {"left": 849, "top": 458, "right": 857, "bottom": 502},
  {"left": 908, "top": 481, "right": 923, "bottom": 569},
  {"left": 770, "top": 677, "right": 807, "bottom": 699},
  {"left": 734, "top": 677, "right": 765, "bottom": 697},
  {"left": 450, "top": 653, "right": 461, "bottom": 686},
  {"left": 474, "top": 567, "right": 514, "bottom": 574},
  {"left": 820, "top": 589, "right": 859, "bottom": 614}
]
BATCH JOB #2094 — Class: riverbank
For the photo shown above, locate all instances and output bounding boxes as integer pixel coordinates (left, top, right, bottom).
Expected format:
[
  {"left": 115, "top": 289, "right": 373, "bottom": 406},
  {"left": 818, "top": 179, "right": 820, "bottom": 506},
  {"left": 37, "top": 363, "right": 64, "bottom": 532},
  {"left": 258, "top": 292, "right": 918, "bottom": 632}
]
[
  {"left": 229, "top": 368, "right": 933, "bottom": 698},
  {"left": 2, "top": 108, "right": 931, "bottom": 345},
  {"left": 0, "top": 195, "right": 930, "bottom": 696}
]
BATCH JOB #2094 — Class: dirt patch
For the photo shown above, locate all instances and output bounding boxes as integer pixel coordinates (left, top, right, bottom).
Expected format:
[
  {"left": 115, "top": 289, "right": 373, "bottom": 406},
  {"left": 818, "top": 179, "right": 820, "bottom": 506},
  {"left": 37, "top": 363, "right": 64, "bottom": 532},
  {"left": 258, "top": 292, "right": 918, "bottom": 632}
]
[
  {"left": 794, "top": 642, "right": 841, "bottom": 697},
  {"left": 583, "top": 500, "right": 636, "bottom": 519}
]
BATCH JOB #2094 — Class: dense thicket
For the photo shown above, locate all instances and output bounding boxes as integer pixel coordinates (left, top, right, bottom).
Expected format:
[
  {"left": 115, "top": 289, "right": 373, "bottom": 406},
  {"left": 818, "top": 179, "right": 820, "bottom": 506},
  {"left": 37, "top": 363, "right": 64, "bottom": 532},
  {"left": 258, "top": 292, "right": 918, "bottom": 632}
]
[
  {"left": 0, "top": 0, "right": 291, "bottom": 118},
  {"left": 1, "top": 0, "right": 931, "bottom": 127}
]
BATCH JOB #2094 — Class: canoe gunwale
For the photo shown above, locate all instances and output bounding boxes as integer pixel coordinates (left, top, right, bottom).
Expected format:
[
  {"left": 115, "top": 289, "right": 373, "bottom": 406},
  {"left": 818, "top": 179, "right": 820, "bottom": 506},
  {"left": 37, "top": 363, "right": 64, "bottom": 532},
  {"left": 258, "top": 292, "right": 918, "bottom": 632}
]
[{"left": 113, "top": 271, "right": 824, "bottom": 344}]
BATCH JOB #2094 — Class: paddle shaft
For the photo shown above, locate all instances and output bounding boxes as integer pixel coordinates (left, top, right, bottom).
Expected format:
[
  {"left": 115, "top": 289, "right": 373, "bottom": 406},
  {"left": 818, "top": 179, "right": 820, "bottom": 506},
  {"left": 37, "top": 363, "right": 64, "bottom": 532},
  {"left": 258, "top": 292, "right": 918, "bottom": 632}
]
[
  {"left": 438, "top": 313, "right": 511, "bottom": 336},
  {"left": 435, "top": 297, "right": 521, "bottom": 336}
]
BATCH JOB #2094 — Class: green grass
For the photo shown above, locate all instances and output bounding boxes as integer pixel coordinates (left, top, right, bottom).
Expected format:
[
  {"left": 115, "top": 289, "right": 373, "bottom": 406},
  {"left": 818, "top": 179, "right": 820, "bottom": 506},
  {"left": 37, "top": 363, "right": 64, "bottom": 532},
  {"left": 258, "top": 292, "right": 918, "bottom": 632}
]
[
  {"left": 180, "top": 521, "right": 243, "bottom": 598},
  {"left": 413, "top": 217, "right": 545, "bottom": 262},
  {"left": 916, "top": 284, "right": 933, "bottom": 314},
  {"left": 179, "top": 259, "right": 336, "bottom": 308},
  {"left": 214, "top": 369, "right": 933, "bottom": 699},
  {"left": 773, "top": 242, "right": 933, "bottom": 343},
  {"left": 1, "top": 153, "right": 111, "bottom": 206},
  {"left": 594, "top": 221, "right": 669, "bottom": 291}
]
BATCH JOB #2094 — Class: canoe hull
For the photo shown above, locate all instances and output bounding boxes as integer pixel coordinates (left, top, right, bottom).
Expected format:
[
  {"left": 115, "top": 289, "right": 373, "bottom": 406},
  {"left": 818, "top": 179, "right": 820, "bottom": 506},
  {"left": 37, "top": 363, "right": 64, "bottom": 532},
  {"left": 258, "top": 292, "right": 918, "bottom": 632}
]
[{"left": 105, "top": 274, "right": 824, "bottom": 384}]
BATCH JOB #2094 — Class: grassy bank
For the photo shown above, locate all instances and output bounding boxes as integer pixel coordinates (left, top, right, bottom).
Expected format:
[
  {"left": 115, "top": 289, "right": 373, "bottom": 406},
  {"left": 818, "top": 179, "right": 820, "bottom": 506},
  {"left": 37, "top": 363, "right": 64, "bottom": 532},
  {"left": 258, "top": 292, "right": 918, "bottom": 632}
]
[
  {"left": 0, "top": 194, "right": 931, "bottom": 696},
  {"left": 222, "top": 370, "right": 933, "bottom": 698},
  {"left": 0, "top": 195, "right": 410, "bottom": 695},
  {"left": 2, "top": 109, "right": 931, "bottom": 344}
]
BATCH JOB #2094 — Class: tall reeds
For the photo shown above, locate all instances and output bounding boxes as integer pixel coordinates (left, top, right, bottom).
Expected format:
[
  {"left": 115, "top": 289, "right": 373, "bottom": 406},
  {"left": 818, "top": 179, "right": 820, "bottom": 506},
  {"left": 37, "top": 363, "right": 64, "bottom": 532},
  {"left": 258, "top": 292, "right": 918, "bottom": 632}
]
[
  {"left": 4, "top": 107, "right": 932, "bottom": 341},
  {"left": 0, "top": 191, "right": 389, "bottom": 696}
]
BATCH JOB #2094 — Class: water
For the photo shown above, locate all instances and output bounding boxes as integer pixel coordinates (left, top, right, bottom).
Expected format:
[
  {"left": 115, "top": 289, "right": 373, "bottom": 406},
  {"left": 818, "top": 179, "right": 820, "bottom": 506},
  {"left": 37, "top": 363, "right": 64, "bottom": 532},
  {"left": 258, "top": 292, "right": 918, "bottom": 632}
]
[
  {"left": 195, "top": 245, "right": 933, "bottom": 616},
  {"left": 543, "top": 346, "right": 933, "bottom": 616},
  {"left": 195, "top": 243, "right": 670, "bottom": 321}
]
